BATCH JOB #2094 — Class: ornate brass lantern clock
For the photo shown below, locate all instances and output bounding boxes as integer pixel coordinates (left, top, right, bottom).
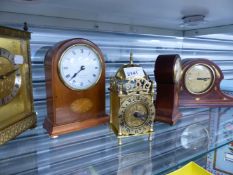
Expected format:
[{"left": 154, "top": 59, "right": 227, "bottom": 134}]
[
  {"left": 0, "top": 26, "right": 36, "bottom": 145},
  {"left": 110, "top": 53, "right": 155, "bottom": 145}
]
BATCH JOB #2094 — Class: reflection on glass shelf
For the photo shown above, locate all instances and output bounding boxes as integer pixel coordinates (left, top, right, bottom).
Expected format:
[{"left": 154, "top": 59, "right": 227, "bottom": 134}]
[
  {"left": 180, "top": 124, "right": 209, "bottom": 150},
  {"left": 221, "top": 80, "right": 233, "bottom": 99},
  {"left": 117, "top": 144, "right": 152, "bottom": 175},
  {"left": 0, "top": 107, "right": 233, "bottom": 175}
]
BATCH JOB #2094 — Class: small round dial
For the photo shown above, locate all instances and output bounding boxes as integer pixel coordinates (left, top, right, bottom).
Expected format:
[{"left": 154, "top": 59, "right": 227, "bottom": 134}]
[
  {"left": 174, "top": 58, "right": 182, "bottom": 83},
  {"left": 184, "top": 64, "right": 214, "bottom": 94},
  {"left": 119, "top": 95, "right": 154, "bottom": 135},
  {"left": 0, "top": 48, "right": 21, "bottom": 105},
  {"left": 59, "top": 44, "right": 102, "bottom": 90},
  {"left": 125, "top": 103, "right": 148, "bottom": 127}
]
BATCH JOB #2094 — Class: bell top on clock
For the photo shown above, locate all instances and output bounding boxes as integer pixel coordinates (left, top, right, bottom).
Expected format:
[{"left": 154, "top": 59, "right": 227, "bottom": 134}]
[
  {"left": 111, "top": 52, "right": 153, "bottom": 95},
  {"left": 115, "top": 52, "right": 148, "bottom": 81}
]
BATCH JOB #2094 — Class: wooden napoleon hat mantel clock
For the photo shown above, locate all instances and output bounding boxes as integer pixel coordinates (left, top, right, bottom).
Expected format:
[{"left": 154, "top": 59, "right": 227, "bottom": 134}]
[
  {"left": 0, "top": 26, "right": 37, "bottom": 145},
  {"left": 179, "top": 58, "right": 233, "bottom": 107},
  {"left": 154, "top": 54, "right": 182, "bottom": 125},
  {"left": 44, "top": 38, "right": 108, "bottom": 137}
]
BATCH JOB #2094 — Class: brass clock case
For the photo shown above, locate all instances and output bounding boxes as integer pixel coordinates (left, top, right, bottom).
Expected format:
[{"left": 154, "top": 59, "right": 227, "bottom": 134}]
[
  {"left": 0, "top": 26, "right": 36, "bottom": 145},
  {"left": 110, "top": 53, "right": 155, "bottom": 145}
]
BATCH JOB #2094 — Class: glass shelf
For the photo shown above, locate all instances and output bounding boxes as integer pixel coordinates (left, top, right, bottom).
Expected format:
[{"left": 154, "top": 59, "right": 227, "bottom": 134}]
[{"left": 0, "top": 107, "right": 233, "bottom": 175}]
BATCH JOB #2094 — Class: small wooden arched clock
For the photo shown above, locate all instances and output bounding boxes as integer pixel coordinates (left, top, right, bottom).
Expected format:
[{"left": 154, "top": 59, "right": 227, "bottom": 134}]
[
  {"left": 154, "top": 54, "right": 182, "bottom": 125},
  {"left": 179, "top": 58, "right": 233, "bottom": 107},
  {"left": 44, "top": 38, "right": 108, "bottom": 137}
]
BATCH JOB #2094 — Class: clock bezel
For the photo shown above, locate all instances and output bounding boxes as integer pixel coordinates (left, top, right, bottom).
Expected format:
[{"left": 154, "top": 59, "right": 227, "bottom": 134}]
[
  {"left": 184, "top": 63, "right": 215, "bottom": 95},
  {"left": 173, "top": 57, "right": 182, "bottom": 83},
  {"left": 58, "top": 43, "right": 103, "bottom": 91},
  {"left": 0, "top": 48, "right": 21, "bottom": 106}
]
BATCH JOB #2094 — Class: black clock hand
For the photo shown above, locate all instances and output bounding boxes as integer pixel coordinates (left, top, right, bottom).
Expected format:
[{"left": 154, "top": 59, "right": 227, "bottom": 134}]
[
  {"left": 0, "top": 67, "right": 19, "bottom": 80},
  {"left": 197, "top": 77, "right": 210, "bottom": 81},
  {"left": 133, "top": 112, "right": 147, "bottom": 121},
  {"left": 69, "top": 65, "right": 85, "bottom": 81}
]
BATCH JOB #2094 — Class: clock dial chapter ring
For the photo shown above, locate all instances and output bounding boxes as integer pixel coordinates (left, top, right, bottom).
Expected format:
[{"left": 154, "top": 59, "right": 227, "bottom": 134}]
[
  {"left": 119, "top": 95, "right": 153, "bottom": 135},
  {"left": 58, "top": 43, "right": 103, "bottom": 91},
  {"left": 0, "top": 48, "right": 21, "bottom": 106},
  {"left": 124, "top": 102, "right": 149, "bottom": 128},
  {"left": 184, "top": 63, "right": 215, "bottom": 95}
]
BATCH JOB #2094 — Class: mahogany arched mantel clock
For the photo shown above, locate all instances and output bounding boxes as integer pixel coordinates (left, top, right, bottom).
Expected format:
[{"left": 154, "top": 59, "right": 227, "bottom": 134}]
[
  {"left": 44, "top": 38, "right": 108, "bottom": 137},
  {"left": 154, "top": 54, "right": 182, "bottom": 125}
]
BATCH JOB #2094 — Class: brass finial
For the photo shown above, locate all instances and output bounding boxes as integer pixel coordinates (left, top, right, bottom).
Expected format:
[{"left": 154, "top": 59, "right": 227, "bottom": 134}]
[
  {"left": 129, "top": 51, "right": 133, "bottom": 64},
  {"left": 23, "top": 22, "right": 28, "bottom": 32}
]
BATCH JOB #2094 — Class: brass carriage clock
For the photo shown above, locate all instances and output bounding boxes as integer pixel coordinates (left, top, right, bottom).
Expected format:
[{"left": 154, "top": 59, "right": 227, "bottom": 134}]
[
  {"left": 0, "top": 26, "right": 36, "bottom": 145},
  {"left": 110, "top": 53, "right": 155, "bottom": 145}
]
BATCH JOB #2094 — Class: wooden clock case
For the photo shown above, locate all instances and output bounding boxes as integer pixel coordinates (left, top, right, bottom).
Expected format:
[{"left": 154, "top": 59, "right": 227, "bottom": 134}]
[
  {"left": 154, "top": 54, "right": 181, "bottom": 125},
  {"left": 44, "top": 38, "right": 108, "bottom": 137},
  {"left": 179, "top": 58, "right": 233, "bottom": 107}
]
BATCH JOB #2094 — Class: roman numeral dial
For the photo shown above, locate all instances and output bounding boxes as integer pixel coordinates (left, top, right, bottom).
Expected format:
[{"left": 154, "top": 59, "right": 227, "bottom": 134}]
[
  {"left": 0, "top": 48, "right": 21, "bottom": 106},
  {"left": 59, "top": 44, "right": 102, "bottom": 90}
]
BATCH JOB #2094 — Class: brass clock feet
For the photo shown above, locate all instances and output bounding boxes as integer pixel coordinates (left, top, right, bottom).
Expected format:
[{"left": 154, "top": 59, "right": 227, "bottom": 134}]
[
  {"left": 118, "top": 138, "right": 122, "bottom": 145},
  {"left": 148, "top": 133, "right": 153, "bottom": 141},
  {"left": 51, "top": 135, "right": 58, "bottom": 139}
]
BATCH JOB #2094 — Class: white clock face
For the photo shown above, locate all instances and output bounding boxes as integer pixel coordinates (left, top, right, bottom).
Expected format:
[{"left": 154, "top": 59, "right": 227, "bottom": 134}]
[{"left": 59, "top": 44, "right": 102, "bottom": 90}]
